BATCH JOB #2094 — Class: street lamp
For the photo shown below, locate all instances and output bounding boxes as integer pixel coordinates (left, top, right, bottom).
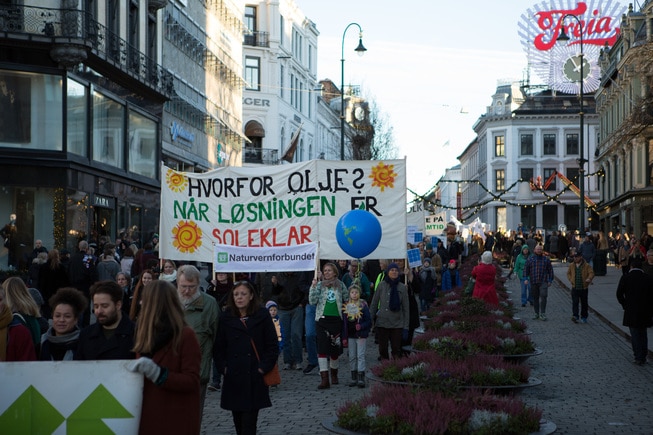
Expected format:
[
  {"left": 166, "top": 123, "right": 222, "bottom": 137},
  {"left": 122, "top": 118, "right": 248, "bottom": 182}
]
[
  {"left": 340, "top": 23, "right": 367, "bottom": 160},
  {"left": 557, "top": 15, "right": 587, "bottom": 232}
]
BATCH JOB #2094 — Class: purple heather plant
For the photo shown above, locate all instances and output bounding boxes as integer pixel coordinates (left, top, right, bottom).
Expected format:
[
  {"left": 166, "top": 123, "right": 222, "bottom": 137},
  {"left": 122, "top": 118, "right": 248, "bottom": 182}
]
[{"left": 336, "top": 384, "right": 542, "bottom": 435}]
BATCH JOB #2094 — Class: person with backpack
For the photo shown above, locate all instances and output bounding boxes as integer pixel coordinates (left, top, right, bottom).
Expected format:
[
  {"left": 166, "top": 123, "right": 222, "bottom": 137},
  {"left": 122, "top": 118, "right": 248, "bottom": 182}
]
[{"left": 417, "top": 258, "right": 437, "bottom": 314}]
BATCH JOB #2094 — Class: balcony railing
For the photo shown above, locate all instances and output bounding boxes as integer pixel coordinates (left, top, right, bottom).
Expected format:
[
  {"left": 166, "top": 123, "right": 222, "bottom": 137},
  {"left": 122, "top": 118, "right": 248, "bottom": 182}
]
[
  {"left": 243, "top": 31, "right": 269, "bottom": 47},
  {"left": 0, "top": 5, "right": 173, "bottom": 98},
  {"left": 244, "top": 146, "right": 278, "bottom": 165}
]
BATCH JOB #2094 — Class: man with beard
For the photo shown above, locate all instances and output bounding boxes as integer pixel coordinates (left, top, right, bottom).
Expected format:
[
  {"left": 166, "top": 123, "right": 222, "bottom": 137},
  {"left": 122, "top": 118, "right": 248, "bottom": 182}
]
[
  {"left": 75, "top": 280, "right": 135, "bottom": 360},
  {"left": 177, "top": 264, "right": 218, "bottom": 426}
]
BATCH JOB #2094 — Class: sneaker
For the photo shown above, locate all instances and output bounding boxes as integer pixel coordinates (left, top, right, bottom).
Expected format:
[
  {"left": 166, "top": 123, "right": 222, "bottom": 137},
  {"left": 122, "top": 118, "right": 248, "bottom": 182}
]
[
  {"left": 571, "top": 316, "right": 579, "bottom": 323},
  {"left": 283, "top": 363, "right": 293, "bottom": 370},
  {"left": 532, "top": 314, "right": 540, "bottom": 320},
  {"left": 295, "top": 364, "right": 303, "bottom": 370},
  {"left": 302, "top": 364, "right": 317, "bottom": 374},
  {"left": 540, "top": 314, "right": 547, "bottom": 321},
  {"left": 580, "top": 318, "right": 588, "bottom": 324},
  {"left": 207, "top": 383, "right": 220, "bottom": 392}
]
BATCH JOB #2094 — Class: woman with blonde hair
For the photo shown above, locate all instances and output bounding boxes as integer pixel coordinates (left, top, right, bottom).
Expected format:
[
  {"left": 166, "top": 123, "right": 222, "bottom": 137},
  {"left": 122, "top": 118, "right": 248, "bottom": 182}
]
[
  {"left": 127, "top": 280, "right": 201, "bottom": 434},
  {"left": 3, "top": 276, "right": 44, "bottom": 354},
  {"left": 0, "top": 285, "right": 36, "bottom": 361},
  {"left": 159, "top": 259, "right": 178, "bottom": 283}
]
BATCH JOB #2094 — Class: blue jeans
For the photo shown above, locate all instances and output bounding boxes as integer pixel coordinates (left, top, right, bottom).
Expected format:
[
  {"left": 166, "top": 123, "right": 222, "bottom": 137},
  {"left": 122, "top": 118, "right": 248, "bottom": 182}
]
[
  {"left": 520, "top": 278, "right": 531, "bottom": 305},
  {"left": 279, "top": 305, "right": 304, "bottom": 366},
  {"left": 304, "top": 304, "right": 318, "bottom": 366}
]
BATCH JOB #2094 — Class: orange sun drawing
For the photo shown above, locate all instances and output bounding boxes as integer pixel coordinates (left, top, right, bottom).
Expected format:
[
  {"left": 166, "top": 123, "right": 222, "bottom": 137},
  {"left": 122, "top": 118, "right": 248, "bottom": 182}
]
[
  {"left": 166, "top": 169, "right": 188, "bottom": 193},
  {"left": 172, "top": 220, "right": 203, "bottom": 253},
  {"left": 369, "top": 162, "right": 397, "bottom": 192}
]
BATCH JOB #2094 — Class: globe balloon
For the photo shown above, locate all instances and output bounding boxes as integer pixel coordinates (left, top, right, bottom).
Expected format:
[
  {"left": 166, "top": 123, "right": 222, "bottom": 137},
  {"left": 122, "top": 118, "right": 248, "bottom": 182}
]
[{"left": 335, "top": 209, "right": 382, "bottom": 258}]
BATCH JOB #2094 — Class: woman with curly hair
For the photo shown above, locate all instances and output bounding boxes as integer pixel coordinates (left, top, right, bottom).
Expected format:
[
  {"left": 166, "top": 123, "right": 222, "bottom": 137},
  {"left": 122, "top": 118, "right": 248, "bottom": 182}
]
[{"left": 40, "top": 287, "right": 87, "bottom": 360}]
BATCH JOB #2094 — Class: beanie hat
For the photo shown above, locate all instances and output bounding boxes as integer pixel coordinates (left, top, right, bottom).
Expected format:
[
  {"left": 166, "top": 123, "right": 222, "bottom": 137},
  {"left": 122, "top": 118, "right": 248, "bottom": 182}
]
[
  {"left": 423, "top": 258, "right": 431, "bottom": 265},
  {"left": 425, "top": 243, "right": 433, "bottom": 250},
  {"left": 449, "top": 259, "right": 456, "bottom": 265},
  {"left": 387, "top": 262, "right": 400, "bottom": 273},
  {"left": 265, "top": 300, "right": 278, "bottom": 310}
]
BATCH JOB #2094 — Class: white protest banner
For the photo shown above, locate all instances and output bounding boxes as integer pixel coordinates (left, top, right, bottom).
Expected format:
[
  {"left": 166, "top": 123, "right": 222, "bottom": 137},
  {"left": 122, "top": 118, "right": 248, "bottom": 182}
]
[
  {"left": 214, "top": 242, "right": 317, "bottom": 272},
  {"left": 0, "top": 360, "right": 143, "bottom": 434},
  {"left": 159, "top": 160, "right": 407, "bottom": 262},
  {"left": 425, "top": 212, "right": 446, "bottom": 235}
]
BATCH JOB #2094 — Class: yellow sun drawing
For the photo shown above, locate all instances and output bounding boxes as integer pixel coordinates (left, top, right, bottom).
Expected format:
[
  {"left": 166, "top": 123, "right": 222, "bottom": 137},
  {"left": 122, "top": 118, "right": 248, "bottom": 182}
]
[
  {"left": 369, "top": 162, "right": 397, "bottom": 192},
  {"left": 166, "top": 169, "right": 188, "bottom": 193},
  {"left": 172, "top": 221, "right": 203, "bottom": 253},
  {"left": 343, "top": 302, "right": 363, "bottom": 321}
]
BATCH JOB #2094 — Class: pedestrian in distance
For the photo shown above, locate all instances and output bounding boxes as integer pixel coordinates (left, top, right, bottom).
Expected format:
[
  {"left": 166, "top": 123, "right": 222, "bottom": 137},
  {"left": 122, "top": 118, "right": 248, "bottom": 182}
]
[
  {"left": 514, "top": 245, "right": 532, "bottom": 307},
  {"left": 567, "top": 252, "right": 594, "bottom": 323},
  {"left": 214, "top": 280, "right": 279, "bottom": 435},
  {"left": 616, "top": 257, "right": 653, "bottom": 366},
  {"left": 472, "top": 251, "right": 499, "bottom": 306},
  {"left": 127, "top": 280, "right": 202, "bottom": 435},
  {"left": 309, "top": 262, "right": 349, "bottom": 389},
  {"left": 523, "top": 245, "right": 554, "bottom": 321}
]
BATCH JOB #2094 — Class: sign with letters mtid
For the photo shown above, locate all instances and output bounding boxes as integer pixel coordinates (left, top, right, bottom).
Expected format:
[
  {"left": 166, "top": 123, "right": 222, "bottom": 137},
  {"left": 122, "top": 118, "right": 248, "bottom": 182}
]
[{"left": 159, "top": 160, "right": 407, "bottom": 262}]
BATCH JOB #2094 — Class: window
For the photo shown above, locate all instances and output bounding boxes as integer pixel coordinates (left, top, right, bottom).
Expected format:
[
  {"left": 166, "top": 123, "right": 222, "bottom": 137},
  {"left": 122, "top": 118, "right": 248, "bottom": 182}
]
[
  {"left": 245, "top": 57, "right": 260, "bottom": 91},
  {"left": 566, "top": 133, "right": 579, "bottom": 155},
  {"left": 566, "top": 168, "right": 580, "bottom": 185},
  {"left": 92, "top": 92, "right": 124, "bottom": 168},
  {"left": 67, "top": 79, "right": 87, "bottom": 156},
  {"left": 495, "top": 135, "right": 505, "bottom": 157},
  {"left": 292, "top": 28, "right": 303, "bottom": 61},
  {"left": 244, "top": 6, "right": 256, "bottom": 32},
  {"left": 279, "top": 15, "right": 284, "bottom": 47},
  {"left": 521, "top": 168, "right": 534, "bottom": 183},
  {"left": 128, "top": 110, "right": 157, "bottom": 178},
  {"left": 520, "top": 134, "right": 533, "bottom": 155},
  {"left": 543, "top": 168, "right": 556, "bottom": 191},
  {"left": 543, "top": 134, "right": 556, "bottom": 155},
  {"left": 495, "top": 169, "right": 505, "bottom": 191},
  {"left": 279, "top": 65, "right": 284, "bottom": 99}
]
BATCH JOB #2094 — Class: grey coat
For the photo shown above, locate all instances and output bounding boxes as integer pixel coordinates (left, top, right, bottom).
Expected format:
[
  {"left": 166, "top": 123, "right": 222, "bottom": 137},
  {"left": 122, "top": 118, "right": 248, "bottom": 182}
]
[{"left": 370, "top": 279, "right": 409, "bottom": 330}]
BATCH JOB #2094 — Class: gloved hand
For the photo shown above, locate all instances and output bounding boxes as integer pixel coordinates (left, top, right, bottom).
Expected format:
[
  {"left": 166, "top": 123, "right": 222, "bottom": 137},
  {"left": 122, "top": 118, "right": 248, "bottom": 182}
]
[
  {"left": 126, "top": 357, "right": 162, "bottom": 384},
  {"left": 402, "top": 329, "right": 409, "bottom": 342}
]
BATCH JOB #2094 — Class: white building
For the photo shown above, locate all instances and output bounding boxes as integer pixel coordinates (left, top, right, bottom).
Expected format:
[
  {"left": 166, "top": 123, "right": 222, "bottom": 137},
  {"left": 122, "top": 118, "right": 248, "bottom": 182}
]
[{"left": 457, "top": 81, "right": 599, "bottom": 233}]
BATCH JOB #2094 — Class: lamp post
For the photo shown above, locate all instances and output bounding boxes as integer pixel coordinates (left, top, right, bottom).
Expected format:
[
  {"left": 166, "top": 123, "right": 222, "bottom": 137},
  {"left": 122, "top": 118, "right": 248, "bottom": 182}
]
[
  {"left": 340, "top": 23, "right": 367, "bottom": 160},
  {"left": 557, "top": 15, "right": 587, "bottom": 232}
]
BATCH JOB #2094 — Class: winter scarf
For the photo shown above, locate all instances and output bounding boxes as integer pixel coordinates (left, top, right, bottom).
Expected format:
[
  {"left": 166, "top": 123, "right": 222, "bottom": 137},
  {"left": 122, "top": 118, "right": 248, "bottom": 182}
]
[{"left": 385, "top": 275, "right": 401, "bottom": 312}]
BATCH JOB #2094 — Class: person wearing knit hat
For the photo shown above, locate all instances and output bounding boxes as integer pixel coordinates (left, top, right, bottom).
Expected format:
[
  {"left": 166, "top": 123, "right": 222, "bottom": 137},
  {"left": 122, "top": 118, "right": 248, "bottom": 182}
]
[
  {"left": 369, "top": 262, "right": 409, "bottom": 360},
  {"left": 441, "top": 259, "right": 462, "bottom": 292},
  {"left": 266, "top": 301, "right": 283, "bottom": 352}
]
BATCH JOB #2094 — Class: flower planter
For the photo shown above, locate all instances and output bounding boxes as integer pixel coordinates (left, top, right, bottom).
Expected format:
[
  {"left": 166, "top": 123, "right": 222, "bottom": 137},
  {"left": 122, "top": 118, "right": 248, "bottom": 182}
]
[
  {"left": 322, "top": 417, "right": 557, "bottom": 435},
  {"left": 458, "top": 376, "right": 543, "bottom": 395},
  {"left": 502, "top": 347, "right": 543, "bottom": 364}
]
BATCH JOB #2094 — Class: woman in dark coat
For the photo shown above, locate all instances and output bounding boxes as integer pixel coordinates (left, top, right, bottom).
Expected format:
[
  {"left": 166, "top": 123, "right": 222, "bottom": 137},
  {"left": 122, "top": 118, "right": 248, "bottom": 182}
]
[
  {"left": 127, "top": 280, "right": 201, "bottom": 435},
  {"left": 37, "top": 249, "right": 70, "bottom": 318},
  {"left": 215, "top": 281, "right": 279, "bottom": 435}
]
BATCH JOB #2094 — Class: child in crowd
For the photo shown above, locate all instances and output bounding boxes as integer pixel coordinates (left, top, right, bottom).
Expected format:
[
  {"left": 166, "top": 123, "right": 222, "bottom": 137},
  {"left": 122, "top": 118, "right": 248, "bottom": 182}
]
[
  {"left": 418, "top": 258, "right": 437, "bottom": 314},
  {"left": 441, "top": 259, "right": 462, "bottom": 292},
  {"left": 266, "top": 300, "right": 283, "bottom": 351},
  {"left": 343, "top": 285, "right": 372, "bottom": 388}
]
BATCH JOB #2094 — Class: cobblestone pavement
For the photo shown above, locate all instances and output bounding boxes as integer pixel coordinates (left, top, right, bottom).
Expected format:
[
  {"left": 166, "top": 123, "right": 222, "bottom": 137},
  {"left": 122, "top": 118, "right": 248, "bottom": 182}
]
[
  {"left": 202, "top": 270, "right": 653, "bottom": 434},
  {"left": 515, "top": 273, "right": 653, "bottom": 434}
]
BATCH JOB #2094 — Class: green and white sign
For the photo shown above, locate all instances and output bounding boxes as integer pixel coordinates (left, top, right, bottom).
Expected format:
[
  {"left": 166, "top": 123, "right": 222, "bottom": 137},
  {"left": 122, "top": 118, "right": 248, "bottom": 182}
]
[{"left": 0, "top": 361, "right": 143, "bottom": 434}]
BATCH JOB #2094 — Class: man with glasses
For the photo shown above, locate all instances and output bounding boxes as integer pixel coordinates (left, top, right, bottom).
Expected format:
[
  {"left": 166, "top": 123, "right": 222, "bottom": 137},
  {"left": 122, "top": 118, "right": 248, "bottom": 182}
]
[{"left": 177, "top": 264, "right": 218, "bottom": 426}]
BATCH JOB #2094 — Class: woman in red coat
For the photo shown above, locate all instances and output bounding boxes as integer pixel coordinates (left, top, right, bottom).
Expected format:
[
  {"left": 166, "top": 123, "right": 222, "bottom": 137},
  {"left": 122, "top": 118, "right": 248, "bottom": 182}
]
[
  {"left": 472, "top": 251, "right": 499, "bottom": 306},
  {"left": 127, "top": 280, "right": 201, "bottom": 435}
]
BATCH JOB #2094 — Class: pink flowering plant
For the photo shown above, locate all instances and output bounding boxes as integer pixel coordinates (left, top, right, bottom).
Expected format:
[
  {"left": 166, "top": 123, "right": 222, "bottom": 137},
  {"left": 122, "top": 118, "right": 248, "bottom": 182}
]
[
  {"left": 371, "top": 351, "right": 531, "bottom": 390},
  {"left": 413, "top": 328, "right": 536, "bottom": 356},
  {"left": 336, "top": 384, "right": 542, "bottom": 435}
]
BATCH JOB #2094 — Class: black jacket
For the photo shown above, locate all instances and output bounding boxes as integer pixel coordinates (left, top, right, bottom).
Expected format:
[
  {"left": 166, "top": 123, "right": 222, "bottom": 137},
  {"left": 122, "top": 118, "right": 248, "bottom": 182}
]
[
  {"left": 271, "top": 272, "right": 311, "bottom": 310},
  {"left": 215, "top": 307, "right": 279, "bottom": 412},
  {"left": 75, "top": 314, "right": 135, "bottom": 360},
  {"left": 617, "top": 269, "right": 653, "bottom": 328}
]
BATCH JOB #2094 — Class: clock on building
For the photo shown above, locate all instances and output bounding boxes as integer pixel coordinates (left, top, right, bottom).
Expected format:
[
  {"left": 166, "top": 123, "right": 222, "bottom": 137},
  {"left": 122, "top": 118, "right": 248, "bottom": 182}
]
[
  {"left": 354, "top": 105, "right": 366, "bottom": 121},
  {"left": 562, "top": 54, "right": 591, "bottom": 82}
]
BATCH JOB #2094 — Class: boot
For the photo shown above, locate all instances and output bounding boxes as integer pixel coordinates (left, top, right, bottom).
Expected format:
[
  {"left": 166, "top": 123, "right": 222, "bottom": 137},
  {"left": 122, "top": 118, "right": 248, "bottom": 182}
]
[
  {"left": 317, "top": 371, "right": 330, "bottom": 389},
  {"left": 348, "top": 371, "right": 357, "bottom": 387},
  {"left": 357, "top": 371, "right": 366, "bottom": 388},
  {"left": 330, "top": 368, "right": 339, "bottom": 385}
]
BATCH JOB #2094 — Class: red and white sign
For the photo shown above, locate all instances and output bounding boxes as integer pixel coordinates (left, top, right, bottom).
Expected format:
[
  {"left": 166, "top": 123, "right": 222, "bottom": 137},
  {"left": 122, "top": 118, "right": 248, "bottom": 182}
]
[{"left": 519, "top": 0, "right": 626, "bottom": 94}]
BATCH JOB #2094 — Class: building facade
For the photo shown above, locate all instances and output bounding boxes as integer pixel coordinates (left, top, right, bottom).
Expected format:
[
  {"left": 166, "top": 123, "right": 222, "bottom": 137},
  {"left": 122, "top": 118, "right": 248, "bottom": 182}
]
[
  {"left": 0, "top": 0, "right": 173, "bottom": 269},
  {"left": 457, "top": 81, "right": 599, "bottom": 234},
  {"left": 595, "top": 3, "right": 653, "bottom": 236}
]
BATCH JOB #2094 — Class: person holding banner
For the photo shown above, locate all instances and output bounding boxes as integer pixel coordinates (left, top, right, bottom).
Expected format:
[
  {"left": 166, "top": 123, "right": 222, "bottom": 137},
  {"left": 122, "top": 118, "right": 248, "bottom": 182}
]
[
  {"left": 309, "top": 262, "right": 349, "bottom": 389},
  {"left": 369, "top": 262, "right": 409, "bottom": 360},
  {"left": 215, "top": 281, "right": 279, "bottom": 435},
  {"left": 128, "top": 280, "right": 201, "bottom": 435}
]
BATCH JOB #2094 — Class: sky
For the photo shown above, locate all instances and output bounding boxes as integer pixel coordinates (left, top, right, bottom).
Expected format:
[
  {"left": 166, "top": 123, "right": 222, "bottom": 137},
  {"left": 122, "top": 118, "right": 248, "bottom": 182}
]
[{"left": 295, "top": 0, "right": 584, "bottom": 200}]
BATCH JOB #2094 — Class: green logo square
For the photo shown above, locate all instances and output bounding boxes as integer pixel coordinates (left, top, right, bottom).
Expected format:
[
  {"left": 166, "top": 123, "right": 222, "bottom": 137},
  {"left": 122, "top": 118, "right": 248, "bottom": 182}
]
[{"left": 217, "top": 252, "right": 228, "bottom": 263}]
